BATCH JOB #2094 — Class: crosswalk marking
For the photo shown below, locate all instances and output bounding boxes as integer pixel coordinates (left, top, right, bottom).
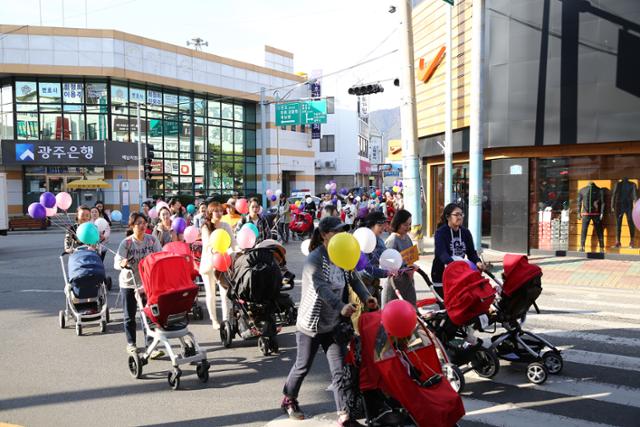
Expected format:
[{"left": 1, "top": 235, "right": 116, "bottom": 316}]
[
  {"left": 463, "top": 397, "right": 614, "bottom": 427},
  {"left": 541, "top": 297, "right": 640, "bottom": 311},
  {"left": 537, "top": 306, "right": 640, "bottom": 322},
  {"left": 524, "top": 313, "right": 640, "bottom": 331},
  {"left": 535, "top": 328, "right": 640, "bottom": 348},
  {"left": 559, "top": 348, "right": 640, "bottom": 372}
]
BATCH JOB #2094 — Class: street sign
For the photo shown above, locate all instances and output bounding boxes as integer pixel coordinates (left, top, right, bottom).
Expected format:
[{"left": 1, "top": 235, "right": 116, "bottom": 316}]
[{"left": 275, "top": 100, "right": 328, "bottom": 126}]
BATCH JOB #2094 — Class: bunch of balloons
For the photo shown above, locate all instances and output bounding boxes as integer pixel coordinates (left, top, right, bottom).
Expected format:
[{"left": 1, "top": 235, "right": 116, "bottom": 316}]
[
  {"left": 27, "top": 191, "right": 73, "bottom": 219},
  {"left": 237, "top": 223, "right": 259, "bottom": 249},
  {"left": 209, "top": 228, "right": 233, "bottom": 272},
  {"left": 324, "top": 181, "right": 337, "bottom": 193}
]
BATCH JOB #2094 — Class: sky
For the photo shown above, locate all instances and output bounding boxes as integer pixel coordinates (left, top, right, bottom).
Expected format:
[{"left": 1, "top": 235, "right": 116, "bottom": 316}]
[{"left": 0, "top": 0, "right": 404, "bottom": 111}]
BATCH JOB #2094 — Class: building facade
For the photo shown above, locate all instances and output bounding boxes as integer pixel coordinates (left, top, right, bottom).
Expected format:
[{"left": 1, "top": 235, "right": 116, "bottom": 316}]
[
  {"left": 413, "top": 0, "right": 640, "bottom": 258},
  {"left": 0, "top": 25, "right": 313, "bottom": 215}
]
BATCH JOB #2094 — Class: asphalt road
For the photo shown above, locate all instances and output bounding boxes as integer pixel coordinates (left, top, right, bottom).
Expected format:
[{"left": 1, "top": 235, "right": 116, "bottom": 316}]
[{"left": 1, "top": 231, "right": 639, "bottom": 426}]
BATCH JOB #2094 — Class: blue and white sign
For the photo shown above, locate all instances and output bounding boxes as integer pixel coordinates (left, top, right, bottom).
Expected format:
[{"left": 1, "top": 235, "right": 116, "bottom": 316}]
[{"left": 15, "top": 143, "right": 35, "bottom": 161}]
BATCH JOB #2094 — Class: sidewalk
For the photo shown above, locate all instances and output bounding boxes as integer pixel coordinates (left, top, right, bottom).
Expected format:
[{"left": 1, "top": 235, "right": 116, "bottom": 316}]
[{"left": 418, "top": 247, "right": 640, "bottom": 290}]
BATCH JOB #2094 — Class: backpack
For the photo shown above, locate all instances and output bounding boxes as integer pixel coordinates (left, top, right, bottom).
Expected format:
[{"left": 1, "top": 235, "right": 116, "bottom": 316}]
[{"left": 231, "top": 247, "right": 282, "bottom": 304}]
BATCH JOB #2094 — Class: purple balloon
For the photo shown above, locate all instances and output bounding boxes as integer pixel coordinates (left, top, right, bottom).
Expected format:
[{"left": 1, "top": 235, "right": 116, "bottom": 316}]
[
  {"left": 270, "top": 194, "right": 277, "bottom": 201},
  {"left": 340, "top": 188, "right": 348, "bottom": 195},
  {"left": 172, "top": 217, "right": 186, "bottom": 234},
  {"left": 357, "top": 207, "right": 369, "bottom": 219},
  {"left": 28, "top": 202, "right": 46, "bottom": 219},
  {"left": 39, "top": 192, "right": 56, "bottom": 208},
  {"left": 331, "top": 189, "right": 337, "bottom": 195},
  {"left": 356, "top": 252, "right": 369, "bottom": 271}
]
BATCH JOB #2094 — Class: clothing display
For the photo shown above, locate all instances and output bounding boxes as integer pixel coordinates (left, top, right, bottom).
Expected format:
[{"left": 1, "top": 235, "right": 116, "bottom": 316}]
[
  {"left": 577, "top": 183, "right": 605, "bottom": 251},
  {"left": 612, "top": 178, "right": 638, "bottom": 247}
]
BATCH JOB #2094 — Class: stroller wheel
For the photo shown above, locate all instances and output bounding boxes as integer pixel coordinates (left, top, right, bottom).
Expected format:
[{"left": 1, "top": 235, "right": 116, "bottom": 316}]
[
  {"left": 258, "top": 337, "right": 271, "bottom": 356},
  {"left": 100, "top": 320, "right": 107, "bottom": 333},
  {"left": 192, "top": 305, "right": 204, "bottom": 321},
  {"left": 526, "top": 362, "right": 548, "bottom": 384},
  {"left": 220, "top": 320, "right": 233, "bottom": 348},
  {"left": 196, "top": 360, "right": 210, "bottom": 383},
  {"left": 75, "top": 324, "right": 82, "bottom": 336},
  {"left": 542, "top": 351, "right": 563, "bottom": 375},
  {"left": 472, "top": 348, "right": 500, "bottom": 378},
  {"left": 58, "top": 310, "right": 66, "bottom": 329},
  {"left": 444, "top": 363, "right": 465, "bottom": 393},
  {"left": 128, "top": 353, "right": 143, "bottom": 379},
  {"left": 168, "top": 368, "right": 181, "bottom": 390}
]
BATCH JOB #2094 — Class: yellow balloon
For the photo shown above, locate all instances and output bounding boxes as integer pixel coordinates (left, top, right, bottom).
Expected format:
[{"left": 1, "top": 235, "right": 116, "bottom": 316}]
[
  {"left": 393, "top": 186, "right": 400, "bottom": 193},
  {"left": 210, "top": 228, "right": 231, "bottom": 253},
  {"left": 295, "top": 200, "right": 301, "bottom": 207},
  {"left": 327, "top": 232, "right": 361, "bottom": 271}
]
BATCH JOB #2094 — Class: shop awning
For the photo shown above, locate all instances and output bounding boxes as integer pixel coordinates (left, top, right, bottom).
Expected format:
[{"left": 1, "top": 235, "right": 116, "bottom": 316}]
[{"left": 67, "top": 179, "right": 112, "bottom": 189}]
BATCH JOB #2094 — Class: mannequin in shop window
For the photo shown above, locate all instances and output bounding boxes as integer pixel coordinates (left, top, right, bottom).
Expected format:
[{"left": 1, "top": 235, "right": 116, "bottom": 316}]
[
  {"left": 577, "top": 182, "right": 605, "bottom": 252},
  {"left": 612, "top": 177, "right": 638, "bottom": 248}
]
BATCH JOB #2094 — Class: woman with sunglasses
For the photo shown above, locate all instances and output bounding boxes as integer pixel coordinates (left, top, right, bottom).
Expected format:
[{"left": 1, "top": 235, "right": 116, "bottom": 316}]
[{"left": 431, "top": 203, "right": 485, "bottom": 298}]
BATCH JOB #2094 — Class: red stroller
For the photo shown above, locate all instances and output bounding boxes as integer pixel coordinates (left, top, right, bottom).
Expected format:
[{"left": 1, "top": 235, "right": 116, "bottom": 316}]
[
  {"left": 289, "top": 210, "right": 314, "bottom": 240},
  {"left": 346, "top": 311, "right": 465, "bottom": 427},
  {"left": 163, "top": 241, "right": 205, "bottom": 320},
  {"left": 488, "top": 254, "right": 563, "bottom": 384},
  {"left": 127, "top": 252, "right": 209, "bottom": 390}
]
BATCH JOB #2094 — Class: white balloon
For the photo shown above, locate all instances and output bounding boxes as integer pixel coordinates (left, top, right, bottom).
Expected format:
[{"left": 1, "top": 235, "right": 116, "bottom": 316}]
[
  {"left": 353, "top": 227, "right": 376, "bottom": 254},
  {"left": 300, "top": 239, "right": 311, "bottom": 256},
  {"left": 94, "top": 218, "right": 109, "bottom": 233},
  {"left": 275, "top": 189, "right": 282, "bottom": 196},
  {"left": 380, "top": 248, "right": 403, "bottom": 273},
  {"left": 355, "top": 196, "right": 361, "bottom": 202},
  {"left": 305, "top": 197, "right": 312, "bottom": 204}
]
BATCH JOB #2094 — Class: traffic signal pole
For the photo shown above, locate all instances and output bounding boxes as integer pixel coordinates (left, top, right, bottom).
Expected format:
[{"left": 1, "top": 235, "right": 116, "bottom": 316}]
[
  {"left": 398, "top": 0, "right": 423, "bottom": 241},
  {"left": 137, "top": 102, "right": 143, "bottom": 209},
  {"left": 469, "top": 0, "right": 485, "bottom": 250},
  {"left": 260, "top": 87, "right": 268, "bottom": 206}
]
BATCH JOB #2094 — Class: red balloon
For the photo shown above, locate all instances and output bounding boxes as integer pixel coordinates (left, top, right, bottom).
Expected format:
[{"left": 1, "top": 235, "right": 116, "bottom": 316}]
[
  {"left": 212, "top": 252, "right": 233, "bottom": 272},
  {"left": 381, "top": 299, "right": 417, "bottom": 338},
  {"left": 375, "top": 189, "right": 381, "bottom": 196},
  {"left": 236, "top": 198, "right": 249, "bottom": 215}
]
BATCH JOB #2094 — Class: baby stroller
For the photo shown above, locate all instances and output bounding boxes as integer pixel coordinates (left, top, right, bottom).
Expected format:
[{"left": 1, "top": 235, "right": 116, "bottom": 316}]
[
  {"left": 58, "top": 247, "right": 110, "bottom": 336},
  {"left": 128, "top": 252, "right": 209, "bottom": 390},
  {"left": 415, "top": 264, "right": 501, "bottom": 391},
  {"left": 345, "top": 311, "right": 465, "bottom": 427},
  {"left": 289, "top": 210, "right": 314, "bottom": 240},
  {"left": 220, "top": 245, "right": 287, "bottom": 355},
  {"left": 487, "top": 254, "right": 563, "bottom": 385},
  {"left": 162, "top": 241, "right": 205, "bottom": 321},
  {"left": 258, "top": 239, "right": 297, "bottom": 326}
]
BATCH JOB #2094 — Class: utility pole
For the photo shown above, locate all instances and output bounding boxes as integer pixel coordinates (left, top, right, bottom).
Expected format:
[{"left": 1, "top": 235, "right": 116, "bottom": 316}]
[
  {"left": 444, "top": 1, "right": 453, "bottom": 205},
  {"left": 136, "top": 102, "right": 143, "bottom": 208},
  {"left": 260, "top": 87, "right": 268, "bottom": 206},
  {"left": 469, "top": 0, "right": 485, "bottom": 250},
  {"left": 398, "top": 0, "right": 423, "bottom": 241}
]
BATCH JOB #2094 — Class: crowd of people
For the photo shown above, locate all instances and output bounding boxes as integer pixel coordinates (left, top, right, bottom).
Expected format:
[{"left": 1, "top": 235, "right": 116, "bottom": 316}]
[{"left": 62, "top": 189, "right": 482, "bottom": 426}]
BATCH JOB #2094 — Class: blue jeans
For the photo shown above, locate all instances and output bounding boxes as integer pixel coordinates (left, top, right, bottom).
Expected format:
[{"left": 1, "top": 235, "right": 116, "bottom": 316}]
[
  {"left": 283, "top": 331, "right": 349, "bottom": 414},
  {"left": 121, "top": 288, "right": 148, "bottom": 346}
]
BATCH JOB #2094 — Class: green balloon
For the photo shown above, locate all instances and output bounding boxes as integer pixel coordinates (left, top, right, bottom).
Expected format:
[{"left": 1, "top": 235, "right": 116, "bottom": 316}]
[
  {"left": 187, "top": 204, "right": 196, "bottom": 214},
  {"left": 77, "top": 222, "right": 100, "bottom": 245}
]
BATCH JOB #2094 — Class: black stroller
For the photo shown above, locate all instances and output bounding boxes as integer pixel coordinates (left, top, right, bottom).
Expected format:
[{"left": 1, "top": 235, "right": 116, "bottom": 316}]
[{"left": 220, "top": 242, "right": 296, "bottom": 356}]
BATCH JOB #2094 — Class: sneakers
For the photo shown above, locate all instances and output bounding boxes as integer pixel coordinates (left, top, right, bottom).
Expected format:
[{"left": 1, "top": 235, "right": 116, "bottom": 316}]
[
  {"left": 149, "top": 349, "right": 165, "bottom": 359},
  {"left": 281, "top": 396, "right": 304, "bottom": 420},
  {"left": 126, "top": 344, "right": 137, "bottom": 354}
]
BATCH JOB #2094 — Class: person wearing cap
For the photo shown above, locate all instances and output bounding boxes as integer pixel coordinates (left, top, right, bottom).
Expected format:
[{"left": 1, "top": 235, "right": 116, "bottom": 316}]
[
  {"left": 360, "top": 212, "right": 391, "bottom": 301},
  {"left": 281, "top": 216, "right": 377, "bottom": 426},
  {"left": 221, "top": 197, "right": 242, "bottom": 230}
]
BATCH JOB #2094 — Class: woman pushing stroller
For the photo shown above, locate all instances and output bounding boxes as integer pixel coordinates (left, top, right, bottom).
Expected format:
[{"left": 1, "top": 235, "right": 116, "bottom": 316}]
[{"left": 281, "top": 216, "right": 378, "bottom": 426}]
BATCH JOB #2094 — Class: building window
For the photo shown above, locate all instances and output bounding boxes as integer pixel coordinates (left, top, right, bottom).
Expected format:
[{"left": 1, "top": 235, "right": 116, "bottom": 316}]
[{"left": 320, "top": 135, "right": 335, "bottom": 152}]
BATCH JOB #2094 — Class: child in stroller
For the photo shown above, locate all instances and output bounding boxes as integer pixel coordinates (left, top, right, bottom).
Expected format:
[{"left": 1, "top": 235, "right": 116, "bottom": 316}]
[
  {"left": 345, "top": 310, "right": 465, "bottom": 427},
  {"left": 58, "top": 246, "right": 110, "bottom": 336},
  {"left": 289, "top": 210, "right": 314, "bottom": 240},
  {"left": 126, "top": 251, "right": 210, "bottom": 390},
  {"left": 219, "top": 240, "right": 295, "bottom": 355},
  {"left": 487, "top": 254, "right": 563, "bottom": 385}
]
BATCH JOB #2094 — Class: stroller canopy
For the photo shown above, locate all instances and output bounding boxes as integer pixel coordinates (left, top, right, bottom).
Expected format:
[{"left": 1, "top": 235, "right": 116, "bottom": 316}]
[
  {"left": 443, "top": 261, "right": 495, "bottom": 326},
  {"left": 231, "top": 247, "right": 282, "bottom": 303},
  {"left": 163, "top": 241, "right": 198, "bottom": 278},
  {"left": 502, "top": 254, "right": 542, "bottom": 297},
  {"left": 68, "top": 248, "right": 105, "bottom": 284}
]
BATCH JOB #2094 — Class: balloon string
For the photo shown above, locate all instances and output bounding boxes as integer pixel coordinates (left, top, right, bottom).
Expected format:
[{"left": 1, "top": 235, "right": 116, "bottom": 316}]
[{"left": 48, "top": 212, "right": 119, "bottom": 256}]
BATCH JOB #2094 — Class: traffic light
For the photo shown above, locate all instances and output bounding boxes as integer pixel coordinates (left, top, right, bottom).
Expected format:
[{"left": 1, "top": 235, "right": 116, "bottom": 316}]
[
  {"left": 144, "top": 143, "right": 154, "bottom": 180},
  {"left": 348, "top": 83, "right": 384, "bottom": 96}
]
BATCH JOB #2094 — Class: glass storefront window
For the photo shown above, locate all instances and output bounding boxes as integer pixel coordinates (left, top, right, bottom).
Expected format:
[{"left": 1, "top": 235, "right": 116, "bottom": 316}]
[
  {"left": 1, "top": 112, "right": 14, "bottom": 140},
  {"left": 15, "top": 81, "right": 37, "bottom": 102},
  {"left": 39, "top": 82, "right": 62, "bottom": 104},
  {"left": 86, "top": 82, "right": 108, "bottom": 113},
  {"left": 164, "top": 92, "right": 178, "bottom": 112},
  {"left": 194, "top": 125, "right": 205, "bottom": 153},
  {"left": 222, "top": 128, "right": 233, "bottom": 154},
  {"left": 66, "top": 113, "right": 85, "bottom": 140},
  {"left": 87, "top": 114, "right": 108, "bottom": 140},
  {"left": 221, "top": 103, "right": 233, "bottom": 120},
  {"left": 234, "top": 129, "right": 244, "bottom": 155},
  {"left": 147, "top": 89, "right": 162, "bottom": 109},
  {"left": 39, "top": 113, "right": 61, "bottom": 140},
  {"left": 194, "top": 98, "right": 205, "bottom": 116},
  {"left": 63, "top": 82, "right": 84, "bottom": 104},
  {"left": 531, "top": 155, "right": 640, "bottom": 254},
  {"left": 130, "top": 87, "right": 145, "bottom": 105},
  {"left": 112, "top": 115, "right": 129, "bottom": 142},
  {"left": 111, "top": 84, "right": 128, "bottom": 105},
  {"left": 208, "top": 100, "right": 220, "bottom": 118},
  {"left": 234, "top": 104, "right": 244, "bottom": 121}
]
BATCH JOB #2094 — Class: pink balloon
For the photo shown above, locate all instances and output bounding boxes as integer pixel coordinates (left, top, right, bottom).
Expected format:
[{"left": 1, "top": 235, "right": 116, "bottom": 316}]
[
  {"left": 46, "top": 206, "right": 58, "bottom": 217},
  {"left": 213, "top": 252, "right": 233, "bottom": 272},
  {"left": 148, "top": 207, "right": 158, "bottom": 219},
  {"left": 236, "top": 198, "right": 249, "bottom": 215},
  {"left": 55, "top": 192, "right": 72, "bottom": 211},
  {"left": 156, "top": 201, "right": 169, "bottom": 210},
  {"left": 237, "top": 227, "right": 256, "bottom": 249},
  {"left": 183, "top": 225, "right": 199, "bottom": 244},
  {"left": 382, "top": 299, "right": 417, "bottom": 338},
  {"left": 633, "top": 200, "right": 640, "bottom": 232}
]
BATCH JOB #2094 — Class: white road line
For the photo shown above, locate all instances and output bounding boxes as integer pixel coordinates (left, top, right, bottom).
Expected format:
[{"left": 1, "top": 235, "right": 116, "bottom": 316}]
[
  {"left": 542, "top": 285, "right": 640, "bottom": 300},
  {"left": 524, "top": 313, "right": 640, "bottom": 331},
  {"left": 537, "top": 306, "right": 640, "bottom": 322},
  {"left": 468, "top": 370, "right": 640, "bottom": 409},
  {"left": 535, "top": 328, "right": 640, "bottom": 348},
  {"left": 558, "top": 348, "right": 640, "bottom": 372},
  {"left": 463, "top": 397, "right": 614, "bottom": 427},
  {"left": 539, "top": 297, "right": 640, "bottom": 311},
  {"left": 19, "top": 289, "right": 64, "bottom": 293}
]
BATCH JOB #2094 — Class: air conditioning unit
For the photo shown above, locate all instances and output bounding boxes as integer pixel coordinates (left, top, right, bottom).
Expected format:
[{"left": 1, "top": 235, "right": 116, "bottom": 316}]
[
  {"left": 315, "top": 160, "right": 322, "bottom": 169},
  {"left": 325, "top": 160, "right": 336, "bottom": 168}
]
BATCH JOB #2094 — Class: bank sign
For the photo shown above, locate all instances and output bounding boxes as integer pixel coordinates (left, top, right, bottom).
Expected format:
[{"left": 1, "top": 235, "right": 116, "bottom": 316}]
[{"left": 1, "top": 140, "right": 138, "bottom": 166}]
